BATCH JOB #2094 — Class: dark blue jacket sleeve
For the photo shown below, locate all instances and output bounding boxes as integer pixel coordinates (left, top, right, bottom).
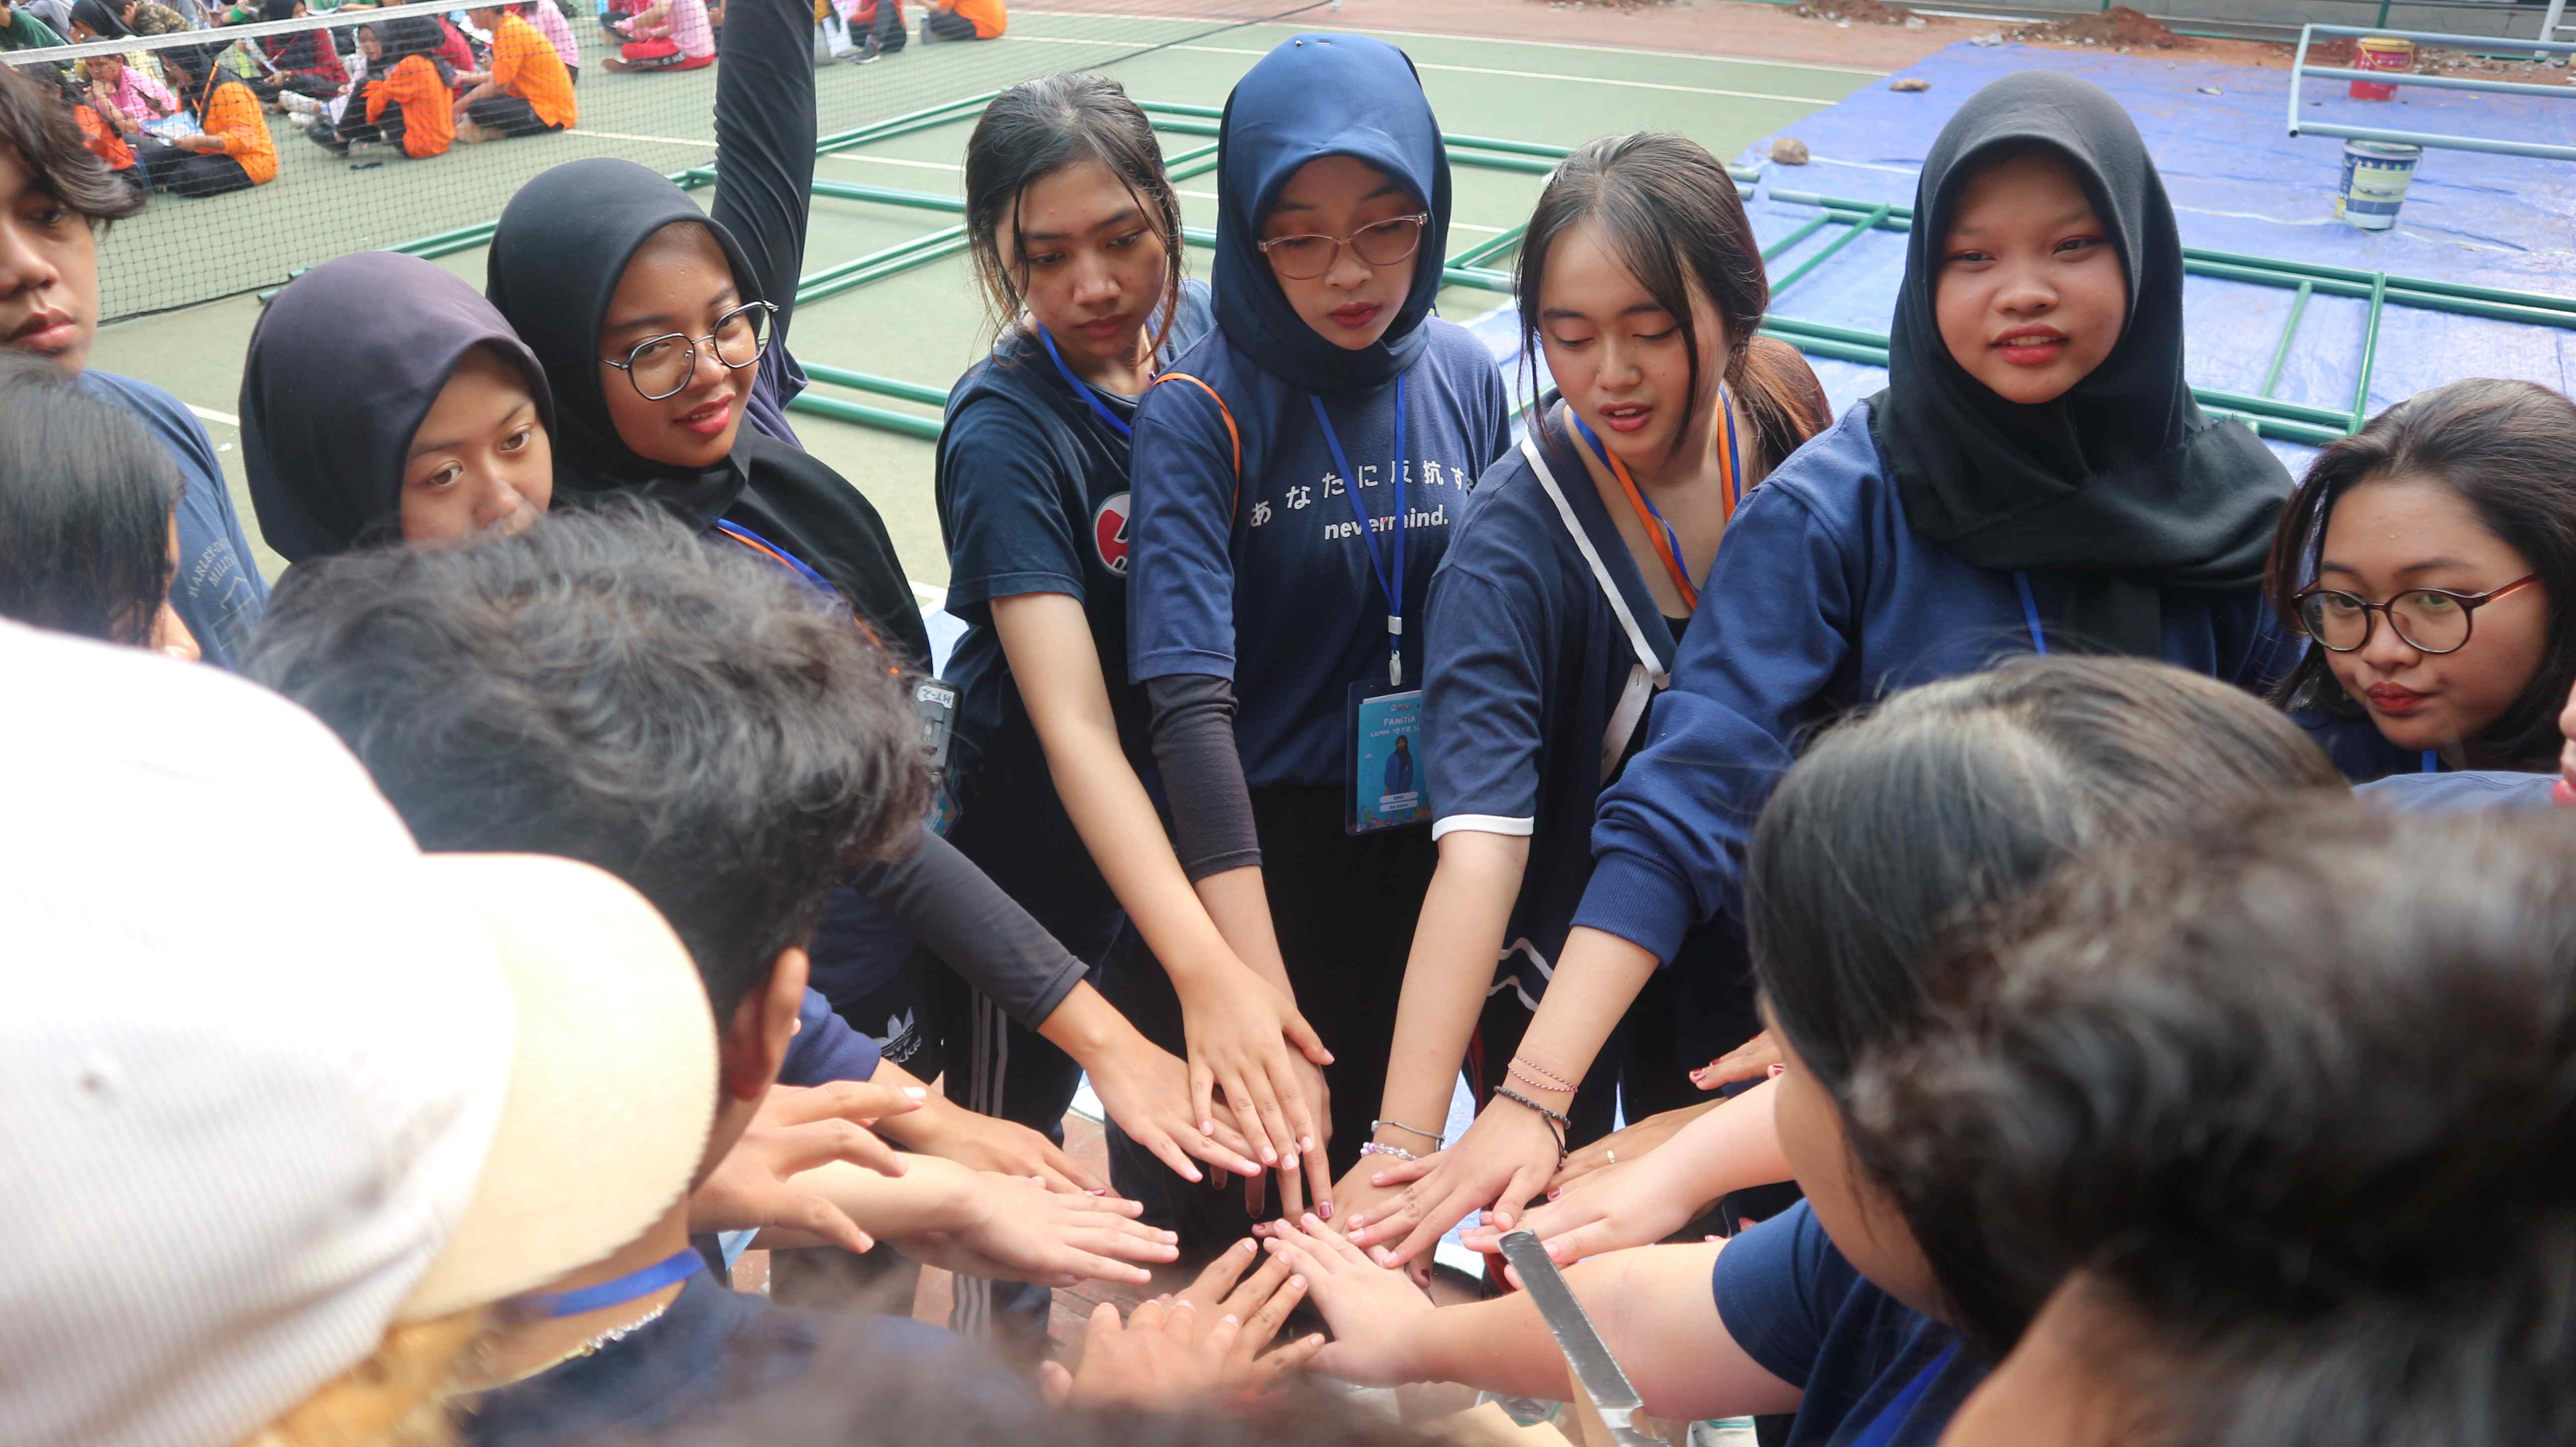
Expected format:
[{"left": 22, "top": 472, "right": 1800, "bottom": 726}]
[
  {"left": 1126, "top": 372, "right": 1244, "bottom": 684},
  {"left": 1575, "top": 482, "right": 1855, "bottom": 962},
  {"left": 780, "top": 987, "right": 885, "bottom": 1087}
]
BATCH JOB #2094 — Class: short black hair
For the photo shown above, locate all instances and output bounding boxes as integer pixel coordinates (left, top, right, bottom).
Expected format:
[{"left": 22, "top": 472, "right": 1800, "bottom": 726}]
[
  {"left": 0, "top": 350, "right": 183, "bottom": 643},
  {"left": 2264, "top": 378, "right": 2576, "bottom": 768},
  {"left": 0, "top": 59, "right": 145, "bottom": 225},
  {"left": 246, "top": 505, "right": 931, "bottom": 1021},
  {"left": 1863, "top": 801, "right": 2576, "bottom": 1442}
]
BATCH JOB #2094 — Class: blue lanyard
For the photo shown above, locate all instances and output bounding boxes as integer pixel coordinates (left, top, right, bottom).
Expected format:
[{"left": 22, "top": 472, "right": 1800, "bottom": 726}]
[
  {"left": 1849, "top": 1341, "right": 1961, "bottom": 1447},
  {"left": 1035, "top": 322, "right": 1136, "bottom": 439},
  {"left": 714, "top": 519, "right": 836, "bottom": 600},
  {"left": 1309, "top": 376, "right": 1410, "bottom": 689},
  {"left": 2421, "top": 748, "right": 2440, "bottom": 774},
  {"left": 2012, "top": 571, "right": 2048, "bottom": 655},
  {"left": 1570, "top": 410, "right": 1685, "bottom": 575},
  {"left": 518, "top": 1248, "right": 704, "bottom": 1319}
]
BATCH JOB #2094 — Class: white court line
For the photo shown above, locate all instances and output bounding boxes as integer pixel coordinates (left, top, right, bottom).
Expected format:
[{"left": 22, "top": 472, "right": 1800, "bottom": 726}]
[
  {"left": 803, "top": 160, "right": 1507, "bottom": 231},
  {"left": 915, "top": 580, "right": 949, "bottom": 608},
  {"left": 1021, "top": 8, "right": 1890, "bottom": 74},
  {"left": 1001, "top": 33, "right": 1834, "bottom": 102},
  {"left": 568, "top": 127, "right": 715, "bottom": 147},
  {"left": 190, "top": 403, "right": 239, "bottom": 428}
]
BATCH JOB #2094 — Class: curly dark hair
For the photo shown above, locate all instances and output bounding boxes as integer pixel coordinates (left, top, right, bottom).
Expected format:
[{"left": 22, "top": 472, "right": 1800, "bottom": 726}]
[{"left": 246, "top": 504, "right": 932, "bottom": 1020}]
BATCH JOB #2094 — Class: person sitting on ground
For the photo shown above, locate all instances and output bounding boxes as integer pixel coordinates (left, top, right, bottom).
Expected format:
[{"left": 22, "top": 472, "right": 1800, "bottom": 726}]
[
  {"left": 0, "top": 611, "right": 722, "bottom": 1447},
  {"left": 53, "top": 67, "right": 147, "bottom": 196},
  {"left": 450, "top": 0, "right": 571, "bottom": 143},
  {"left": 243, "top": 0, "right": 348, "bottom": 105},
  {"left": 1881, "top": 799, "right": 2576, "bottom": 1447},
  {"left": 0, "top": 63, "right": 271, "bottom": 664},
  {"left": 601, "top": 0, "right": 710, "bottom": 71},
  {"left": 916, "top": 0, "right": 994, "bottom": 42},
  {"left": 316, "top": 14, "right": 451, "bottom": 157},
  {"left": 510, "top": 0, "right": 578, "bottom": 81},
  {"left": 245, "top": 508, "right": 1170, "bottom": 1444},
  {"left": 832, "top": 0, "right": 899, "bottom": 62},
  {"left": 0, "top": 0, "right": 69, "bottom": 52},
  {"left": 146, "top": 41, "right": 275, "bottom": 193},
  {"left": 0, "top": 351, "right": 195, "bottom": 657}
]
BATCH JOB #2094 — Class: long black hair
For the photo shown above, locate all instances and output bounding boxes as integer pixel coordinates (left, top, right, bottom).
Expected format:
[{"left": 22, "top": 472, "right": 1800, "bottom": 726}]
[
  {"left": 2263, "top": 378, "right": 2576, "bottom": 768},
  {"left": 0, "top": 353, "right": 186, "bottom": 645},
  {"left": 961, "top": 72, "right": 1185, "bottom": 357},
  {"left": 160, "top": 40, "right": 248, "bottom": 117},
  {"left": 1516, "top": 131, "right": 1829, "bottom": 474}
]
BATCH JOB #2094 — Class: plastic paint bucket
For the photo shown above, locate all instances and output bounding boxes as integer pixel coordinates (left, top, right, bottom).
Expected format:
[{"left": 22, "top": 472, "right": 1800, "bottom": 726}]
[
  {"left": 2349, "top": 35, "right": 2413, "bottom": 101},
  {"left": 2337, "top": 139, "right": 2422, "bottom": 230}
]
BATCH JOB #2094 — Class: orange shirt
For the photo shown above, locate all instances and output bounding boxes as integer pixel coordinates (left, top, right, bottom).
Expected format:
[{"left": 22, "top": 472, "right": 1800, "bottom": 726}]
[
  {"left": 197, "top": 80, "right": 276, "bottom": 184},
  {"left": 491, "top": 11, "right": 575, "bottom": 130},
  {"left": 945, "top": 0, "right": 1004, "bottom": 37},
  {"left": 366, "top": 55, "right": 456, "bottom": 159},
  {"left": 76, "top": 105, "right": 134, "bottom": 171}
]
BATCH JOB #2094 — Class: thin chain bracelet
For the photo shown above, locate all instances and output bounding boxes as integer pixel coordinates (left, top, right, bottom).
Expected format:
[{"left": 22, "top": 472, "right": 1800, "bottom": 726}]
[
  {"left": 1371, "top": 1118, "right": 1445, "bottom": 1147},
  {"left": 1508, "top": 1056, "right": 1578, "bottom": 1094},
  {"left": 1359, "top": 1141, "right": 1421, "bottom": 1164}
]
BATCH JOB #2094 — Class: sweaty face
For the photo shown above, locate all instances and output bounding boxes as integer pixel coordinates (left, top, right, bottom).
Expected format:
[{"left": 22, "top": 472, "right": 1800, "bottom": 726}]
[
  {"left": 1536, "top": 218, "right": 1729, "bottom": 473},
  {"left": 1933, "top": 149, "right": 2126, "bottom": 407},
  {"left": 1260, "top": 154, "right": 1423, "bottom": 353},
  {"left": 1770, "top": 1016, "right": 1947, "bottom": 1320},
  {"left": 1003, "top": 159, "right": 1171, "bottom": 377},
  {"left": 598, "top": 223, "right": 756, "bottom": 471},
  {"left": 400, "top": 345, "right": 554, "bottom": 546},
  {"left": 2313, "top": 476, "right": 2550, "bottom": 761},
  {"left": 0, "top": 144, "right": 102, "bottom": 376}
]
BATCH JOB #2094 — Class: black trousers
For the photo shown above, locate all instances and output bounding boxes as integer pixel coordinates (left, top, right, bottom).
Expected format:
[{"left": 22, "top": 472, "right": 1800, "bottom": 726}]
[
  {"left": 136, "top": 146, "right": 251, "bottom": 197},
  {"left": 1103, "top": 785, "right": 1435, "bottom": 1256},
  {"left": 462, "top": 92, "right": 564, "bottom": 137},
  {"left": 921, "top": 6, "right": 978, "bottom": 39}
]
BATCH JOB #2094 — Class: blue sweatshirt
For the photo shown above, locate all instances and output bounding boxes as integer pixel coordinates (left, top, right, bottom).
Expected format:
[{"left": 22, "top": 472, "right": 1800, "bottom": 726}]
[
  {"left": 1426, "top": 410, "right": 1752, "bottom": 1040},
  {"left": 1578, "top": 401, "right": 2301, "bottom": 961}
]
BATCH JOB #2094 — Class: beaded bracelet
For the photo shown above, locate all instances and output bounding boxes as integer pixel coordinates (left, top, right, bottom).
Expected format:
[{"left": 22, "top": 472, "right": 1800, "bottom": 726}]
[
  {"left": 1371, "top": 1118, "right": 1446, "bottom": 1147},
  {"left": 1490, "top": 1085, "right": 1570, "bottom": 1170},
  {"left": 1358, "top": 1141, "right": 1421, "bottom": 1164},
  {"left": 1507, "top": 1057, "right": 1578, "bottom": 1095}
]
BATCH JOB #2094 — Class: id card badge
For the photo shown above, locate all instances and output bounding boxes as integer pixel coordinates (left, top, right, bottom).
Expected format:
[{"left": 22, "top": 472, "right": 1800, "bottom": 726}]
[
  {"left": 913, "top": 679, "right": 961, "bottom": 836},
  {"left": 1347, "top": 680, "right": 1429, "bottom": 835}
]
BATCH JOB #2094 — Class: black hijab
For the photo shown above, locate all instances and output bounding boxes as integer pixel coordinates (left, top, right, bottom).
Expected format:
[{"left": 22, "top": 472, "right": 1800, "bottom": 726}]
[
  {"left": 69, "top": 0, "right": 129, "bottom": 37},
  {"left": 241, "top": 250, "right": 553, "bottom": 563},
  {"left": 485, "top": 158, "right": 930, "bottom": 664},
  {"left": 1870, "top": 70, "right": 2288, "bottom": 658}
]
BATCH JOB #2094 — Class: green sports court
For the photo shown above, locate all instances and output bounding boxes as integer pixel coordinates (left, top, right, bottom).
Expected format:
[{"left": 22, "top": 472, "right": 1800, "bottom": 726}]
[{"left": 85, "top": 3, "right": 1887, "bottom": 590}]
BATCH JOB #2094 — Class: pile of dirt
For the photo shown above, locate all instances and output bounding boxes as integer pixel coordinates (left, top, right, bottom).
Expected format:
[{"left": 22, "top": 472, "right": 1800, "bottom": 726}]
[
  {"left": 1792, "top": 0, "right": 1913, "bottom": 25},
  {"left": 2007, "top": 5, "right": 2188, "bottom": 51}
]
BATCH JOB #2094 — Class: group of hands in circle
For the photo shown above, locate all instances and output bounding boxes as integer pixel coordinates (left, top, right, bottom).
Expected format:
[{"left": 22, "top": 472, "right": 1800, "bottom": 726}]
[{"left": 674, "top": 978, "right": 1780, "bottom": 1396}]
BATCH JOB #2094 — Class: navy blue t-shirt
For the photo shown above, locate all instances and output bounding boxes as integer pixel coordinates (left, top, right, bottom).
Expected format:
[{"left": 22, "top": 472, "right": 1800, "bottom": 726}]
[
  {"left": 1126, "top": 319, "right": 1512, "bottom": 789},
  {"left": 779, "top": 986, "right": 883, "bottom": 1088},
  {"left": 1712, "top": 1203, "right": 1984, "bottom": 1446},
  {"left": 81, "top": 370, "right": 270, "bottom": 669},
  {"left": 1425, "top": 411, "right": 1755, "bottom": 1052},
  {"left": 1581, "top": 402, "right": 2302, "bottom": 962},
  {"left": 935, "top": 285, "right": 1213, "bottom": 949},
  {"left": 462, "top": 1271, "right": 1026, "bottom": 1446}
]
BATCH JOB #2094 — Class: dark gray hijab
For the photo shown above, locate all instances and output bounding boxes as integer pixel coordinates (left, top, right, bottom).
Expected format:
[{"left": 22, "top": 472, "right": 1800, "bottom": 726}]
[
  {"left": 241, "top": 250, "right": 552, "bottom": 563},
  {"left": 1870, "top": 70, "right": 2289, "bottom": 657}
]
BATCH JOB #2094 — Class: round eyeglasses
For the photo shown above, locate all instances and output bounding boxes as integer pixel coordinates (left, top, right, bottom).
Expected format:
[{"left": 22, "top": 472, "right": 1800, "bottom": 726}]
[
  {"left": 603, "top": 300, "right": 776, "bottom": 402},
  {"left": 2292, "top": 574, "right": 2539, "bottom": 655},
  {"left": 1255, "top": 213, "right": 1431, "bottom": 281}
]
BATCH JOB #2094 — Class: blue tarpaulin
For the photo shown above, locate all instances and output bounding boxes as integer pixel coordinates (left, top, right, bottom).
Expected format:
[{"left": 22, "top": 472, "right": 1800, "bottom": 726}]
[{"left": 1474, "top": 40, "right": 2576, "bottom": 467}]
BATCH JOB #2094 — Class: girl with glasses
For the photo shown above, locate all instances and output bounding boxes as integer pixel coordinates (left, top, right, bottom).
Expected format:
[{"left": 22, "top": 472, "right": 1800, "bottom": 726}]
[
  {"left": 1117, "top": 33, "right": 1513, "bottom": 1248},
  {"left": 2265, "top": 378, "right": 2576, "bottom": 783},
  {"left": 1368, "top": 72, "right": 2301, "bottom": 1256},
  {"left": 476, "top": 0, "right": 1230, "bottom": 1290}
]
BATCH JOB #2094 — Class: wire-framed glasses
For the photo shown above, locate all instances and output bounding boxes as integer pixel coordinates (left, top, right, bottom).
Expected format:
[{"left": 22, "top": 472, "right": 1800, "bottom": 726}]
[
  {"left": 603, "top": 300, "right": 776, "bottom": 402},
  {"left": 1255, "top": 214, "right": 1431, "bottom": 280},
  {"left": 2292, "top": 574, "right": 2539, "bottom": 654}
]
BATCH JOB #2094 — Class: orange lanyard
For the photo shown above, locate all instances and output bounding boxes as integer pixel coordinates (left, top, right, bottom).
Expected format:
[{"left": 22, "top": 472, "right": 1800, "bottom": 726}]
[{"left": 1566, "top": 386, "right": 1740, "bottom": 615}]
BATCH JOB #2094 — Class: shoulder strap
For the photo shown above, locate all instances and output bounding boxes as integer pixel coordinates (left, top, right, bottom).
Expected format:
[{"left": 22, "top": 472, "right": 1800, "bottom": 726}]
[
  {"left": 1149, "top": 370, "right": 1242, "bottom": 520},
  {"left": 1521, "top": 432, "right": 1671, "bottom": 785}
]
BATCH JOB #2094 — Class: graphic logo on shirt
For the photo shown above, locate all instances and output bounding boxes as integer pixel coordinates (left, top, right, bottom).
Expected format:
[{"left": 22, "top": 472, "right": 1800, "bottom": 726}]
[{"left": 1092, "top": 491, "right": 1132, "bottom": 574}]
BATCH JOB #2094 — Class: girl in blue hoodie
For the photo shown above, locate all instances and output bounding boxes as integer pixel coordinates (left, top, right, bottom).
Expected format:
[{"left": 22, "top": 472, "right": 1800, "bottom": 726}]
[
  {"left": 1358, "top": 70, "right": 2300, "bottom": 1260},
  {"left": 1117, "top": 33, "right": 1512, "bottom": 1240}
]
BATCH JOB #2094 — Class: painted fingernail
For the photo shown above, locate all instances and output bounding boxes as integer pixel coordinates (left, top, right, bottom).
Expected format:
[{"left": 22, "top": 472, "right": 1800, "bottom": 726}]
[
  {"left": 1547, "top": 1188, "right": 1562, "bottom": 1200},
  {"left": 1089, "top": 1187, "right": 1109, "bottom": 1196},
  {"left": 1317, "top": 1201, "right": 1333, "bottom": 1220}
]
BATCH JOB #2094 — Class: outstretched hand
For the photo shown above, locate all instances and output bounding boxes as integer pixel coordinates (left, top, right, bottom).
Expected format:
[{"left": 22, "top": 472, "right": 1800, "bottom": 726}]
[
  {"left": 1038, "top": 1294, "right": 1327, "bottom": 1410},
  {"left": 687, "top": 1080, "right": 924, "bottom": 1253},
  {"left": 1342, "top": 1098, "right": 1559, "bottom": 1269},
  {"left": 1257, "top": 1212, "right": 1434, "bottom": 1386}
]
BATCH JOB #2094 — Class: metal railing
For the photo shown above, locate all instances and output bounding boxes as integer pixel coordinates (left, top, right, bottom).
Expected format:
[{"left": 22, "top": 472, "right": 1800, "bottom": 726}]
[{"left": 2286, "top": 23, "right": 2576, "bottom": 161}]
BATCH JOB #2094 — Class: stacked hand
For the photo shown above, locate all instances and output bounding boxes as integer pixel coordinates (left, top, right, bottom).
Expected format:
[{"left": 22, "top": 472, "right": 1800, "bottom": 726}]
[
  {"left": 899, "top": 1164, "right": 1178, "bottom": 1287},
  {"left": 687, "top": 1080, "right": 922, "bottom": 1253},
  {"left": 1173, "top": 964, "right": 1335, "bottom": 1215},
  {"left": 1038, "top": 1240, "right": 1326, "bottom": 1408},
  {"left": 1341, "top": 1097, "right": 1561, "bottom": 1269},
  {"left": 1257, "top": 1213, "right": 1435, "bottom": 1386}
]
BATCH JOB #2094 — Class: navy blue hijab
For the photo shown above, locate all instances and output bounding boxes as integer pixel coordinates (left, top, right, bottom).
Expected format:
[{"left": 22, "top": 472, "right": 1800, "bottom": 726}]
[{"left": 1212, "top": 34, "right": 1451, "bottom": 396}]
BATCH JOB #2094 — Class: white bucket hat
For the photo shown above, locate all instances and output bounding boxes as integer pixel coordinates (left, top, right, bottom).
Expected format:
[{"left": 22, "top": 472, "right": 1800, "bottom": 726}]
[{"left": 0, "top": 621, "right": 720, "bottom": 1447}]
